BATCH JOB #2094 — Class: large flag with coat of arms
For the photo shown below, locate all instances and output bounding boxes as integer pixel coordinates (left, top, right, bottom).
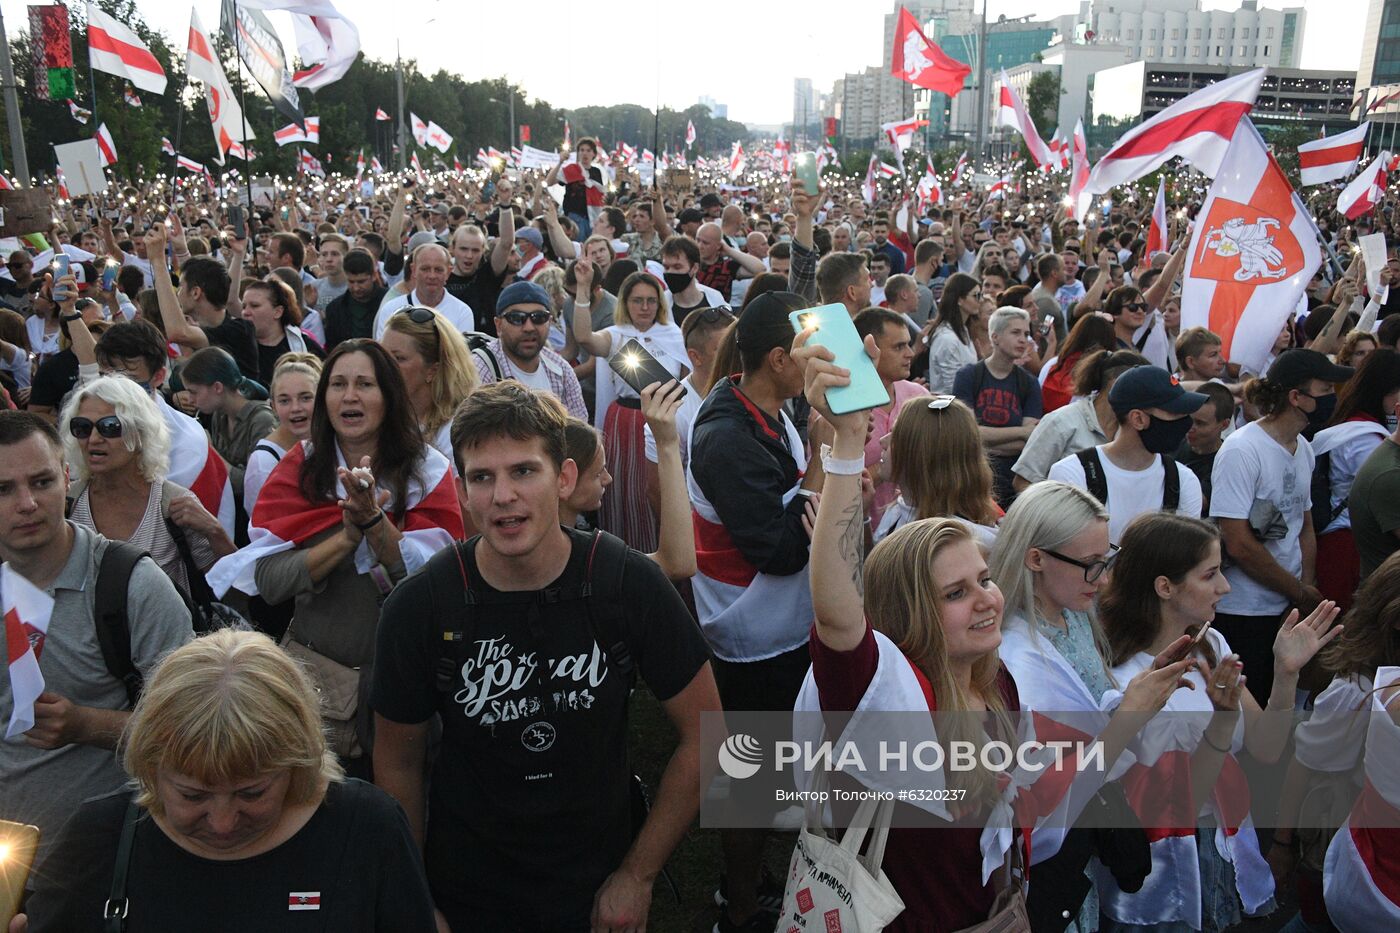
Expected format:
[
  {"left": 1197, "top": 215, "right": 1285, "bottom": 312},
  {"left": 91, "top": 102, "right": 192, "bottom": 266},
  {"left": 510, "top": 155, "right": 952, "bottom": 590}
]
[{"left": 1180, "top": 119, "right": 1321, "bottom": 376}]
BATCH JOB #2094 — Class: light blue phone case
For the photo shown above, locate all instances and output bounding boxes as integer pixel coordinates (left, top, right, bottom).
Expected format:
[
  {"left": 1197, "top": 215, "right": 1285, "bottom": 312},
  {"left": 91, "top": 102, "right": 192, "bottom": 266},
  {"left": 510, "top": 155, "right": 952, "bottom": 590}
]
[{"left": 789, "top": 304, "right": 891, "bottom": 414}]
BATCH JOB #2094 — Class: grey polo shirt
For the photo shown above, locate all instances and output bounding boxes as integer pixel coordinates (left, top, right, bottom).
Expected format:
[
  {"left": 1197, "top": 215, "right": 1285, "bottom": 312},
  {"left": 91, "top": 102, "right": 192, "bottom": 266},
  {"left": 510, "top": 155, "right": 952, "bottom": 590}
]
[
  {"left": 0, "top": 523, "right": 191, "bottom": 853},
  {"left": 1012, "top": 396, "right": 1110, "bottom": 485}
]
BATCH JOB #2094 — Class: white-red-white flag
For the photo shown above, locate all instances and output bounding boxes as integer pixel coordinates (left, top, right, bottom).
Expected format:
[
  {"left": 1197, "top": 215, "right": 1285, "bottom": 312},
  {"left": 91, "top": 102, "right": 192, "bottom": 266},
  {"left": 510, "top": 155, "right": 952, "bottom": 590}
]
[
  {"left": 988, "top": 174, "right": 1013, "bottom": 200},
  {"left": 370, "top": 155, "right": 383, "bottom": 174},
  {"left": 274, "top": 122, "right": 307, "bottom": 146},
  {"left": 1085, "top": 68, "right": 1263, "bottom": 200},
  {"left": 949, "top": 150, "right": 968, "bottom": 186},
  {"left": 1069, "top": 118, "right": 1091, "bottom": 220},
  {"left": 1146, "top": 175, "right": 1168, "bottom": 258},
  {"left": 177, "top": 154, "right": 205, "bottom": 173},
  {"left": 410, "top": 150, "right": 425, "bottom": 180},
  {"left": 772, "top": 133, "right": 791, "bottom": 174},
  {"left": 303, "top": 116, "right": 320, "bottom": 144},
  {"left": 686, "top": 119, "right": 696, "bottom": 148},
  {"left": 878, "top": 162, "right": 900, "bottom": 179},
  {"left": 95, "top": 124, "right": 118, "bottom": 166},
  {"left": 881, "top": 117, "right": 928, "bottom": 168},
  {"left": 996, "top": 70, "right": 1052, "bottom": 169},
  {"left": 0, "top": 174, "right": 13, "bottom": 192},
  {"left": 123, "top": 87, "right": 142, "bottom": 108},
  {"left": 67, "top": 99, "right": 91, "bottom": 124},
  {"left": 728, "top": 142, "right": 746, "bottom": 177},
  {"left": 917, "top": 160, "right": 941, "bottom": 210},
  {"left": 425, "top": 121, "right": 453, "bottom": 154},
  {"left": 187, "top": 10, "right": 254, "bottom": 166},
  {"left": 563, "top": 120, "right": 571, "bottom": 149},
  {"left": 1337, "top": 151, "right": 1391, "bottom": 220},
  {"left": 375, "top": 107, "right": 390, "bottom": 121},
  {"left": 4, "top": 562, "right": 55, "bottom": 739},
  {"left": 161, "top": 137, "right": 175, "bottom": 156},
  {"left": 1298, "top": 123, "right": 1370, "bottom": 187},
  {"left": 1181, "top": 120, "right": 1321, "bottom": 375},
  {"left": 299, "top": 148, "right": 325, "bottom": 177},
  {"left": 410, "top": 113, "right": 429, "bottom": 147},
  {"left": 87, "top": 2, "right": 167, "bottom": 95},
  {"left": 55, "top": 169, "right": 70, "bottom": 201},
  {"left": 863, "top": 155, "right": 880, "bottom": 204},
  {"left": 233, "top": 0, "right": 363, "bottom": 91}
]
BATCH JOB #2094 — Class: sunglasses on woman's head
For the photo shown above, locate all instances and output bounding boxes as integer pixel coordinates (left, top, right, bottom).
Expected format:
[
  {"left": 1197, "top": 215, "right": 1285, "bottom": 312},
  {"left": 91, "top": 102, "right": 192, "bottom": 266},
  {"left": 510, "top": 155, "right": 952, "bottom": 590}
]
[
  {"left": 394, "top": 306, "right": 437, "bottom": 325},
  {"left": 500, "top": 310, "right": 552, "bottom": 327},
  {"left": 69, "top": 415, "right": 123, "bottom": 439}
]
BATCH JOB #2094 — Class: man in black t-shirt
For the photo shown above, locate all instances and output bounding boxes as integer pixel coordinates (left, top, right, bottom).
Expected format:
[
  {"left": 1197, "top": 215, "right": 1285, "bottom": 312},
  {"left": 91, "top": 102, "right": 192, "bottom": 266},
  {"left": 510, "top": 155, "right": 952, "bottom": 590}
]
[
  {"left": 372, "top": 382, "right": 717, "bottom": 933},
  {"left": 145, "top": 225, "right": 259, "bottom": 380},
  {"left": 445, "top": 215, "right": 512, "bottom": 338}
]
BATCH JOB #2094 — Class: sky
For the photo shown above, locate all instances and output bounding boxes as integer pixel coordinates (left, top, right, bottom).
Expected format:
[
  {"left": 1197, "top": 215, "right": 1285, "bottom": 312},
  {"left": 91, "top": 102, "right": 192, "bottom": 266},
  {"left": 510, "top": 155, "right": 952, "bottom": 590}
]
[{"left": 0, "top": 0, "right": 1370, "bottom": 125}]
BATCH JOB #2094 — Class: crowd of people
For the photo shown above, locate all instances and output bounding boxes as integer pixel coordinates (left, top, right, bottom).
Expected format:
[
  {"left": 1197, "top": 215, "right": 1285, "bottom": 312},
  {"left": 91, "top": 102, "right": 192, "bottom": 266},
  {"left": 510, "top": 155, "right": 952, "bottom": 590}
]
[{"left": 2, "top": 135, "right": 1400, "bottom": 933}]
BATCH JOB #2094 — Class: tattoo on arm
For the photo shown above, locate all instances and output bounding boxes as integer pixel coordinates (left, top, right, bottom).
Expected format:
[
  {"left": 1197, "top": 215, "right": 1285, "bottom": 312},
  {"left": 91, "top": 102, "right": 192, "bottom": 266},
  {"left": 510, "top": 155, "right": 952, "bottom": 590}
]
[{"left": 838, "top": 498, "right": 865, "bottom": 598}]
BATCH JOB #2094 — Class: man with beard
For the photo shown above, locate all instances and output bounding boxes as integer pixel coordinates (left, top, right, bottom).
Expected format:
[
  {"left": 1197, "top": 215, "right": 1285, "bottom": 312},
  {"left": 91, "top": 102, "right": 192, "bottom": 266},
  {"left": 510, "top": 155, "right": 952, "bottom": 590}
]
[{"left": 472, "top": 281, "right": 588, "bottom": 421}]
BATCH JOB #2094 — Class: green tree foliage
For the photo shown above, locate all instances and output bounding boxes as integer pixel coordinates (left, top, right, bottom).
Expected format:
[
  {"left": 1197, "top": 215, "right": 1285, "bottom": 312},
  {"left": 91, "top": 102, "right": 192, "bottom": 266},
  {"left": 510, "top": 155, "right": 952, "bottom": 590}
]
[
  {"left": 1024, "top": 71, "right": 1061, "bottom": 131},
  {"left": 0, "top": 2, "right": 750, "bottom": 181}
]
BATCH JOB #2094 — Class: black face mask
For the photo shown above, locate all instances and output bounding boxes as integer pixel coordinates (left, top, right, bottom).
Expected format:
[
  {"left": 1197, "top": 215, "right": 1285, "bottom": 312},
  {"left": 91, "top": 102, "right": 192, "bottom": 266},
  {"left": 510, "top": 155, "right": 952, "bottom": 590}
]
[
  {"left": 1304, "top": 392, "right": 1336, "bottom": 432},
  {"left": 663, "top": 272, "right": 693, "bottom": 294},
  {"left": 1139, "top": 413, "right": 1192, "bottom": 455}
]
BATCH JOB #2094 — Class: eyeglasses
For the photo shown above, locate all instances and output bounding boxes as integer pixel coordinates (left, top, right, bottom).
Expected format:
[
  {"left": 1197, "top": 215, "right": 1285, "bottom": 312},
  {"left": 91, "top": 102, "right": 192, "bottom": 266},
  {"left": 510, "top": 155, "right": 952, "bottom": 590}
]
[
  {"left": 1126, "top": 302, "right": 1148, "bottom": 311},
  {"left": 394, "top": 306, "right": 437, "bottom": 325},
  {"left": 1041, "top": 543, "right": 1120, "bottom": 583},
  {"left": 501, "top": 310, "right": 552, "bottom": 327},
  {"left": 927, "top": 395, "right": 957, "bottom": 410},
  {"left": 69, "top": 415, "right": 124, "bottom": 440}
]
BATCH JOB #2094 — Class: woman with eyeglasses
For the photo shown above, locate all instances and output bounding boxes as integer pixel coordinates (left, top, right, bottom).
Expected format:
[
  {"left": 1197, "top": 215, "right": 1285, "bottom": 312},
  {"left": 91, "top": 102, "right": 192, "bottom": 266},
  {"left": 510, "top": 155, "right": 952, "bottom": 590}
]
[
  {"left": 873, "top": 395, "right": 1001, "bottom": 546},
  {"left": 207, "top": 340, "right": 464, "bottom": 776},
  {"left": 380, "top": 306, "right": 478, "bottom": 464},
  {"left": 60, "top": 374, "right": 234, "bottom": 605},
  {"left": 924, "top": 272, "right": 981, "bottom": 394},
  {"left": 570, "top": 267, "right": 687, "bottom": 552},
  {"left": 990, "top": 482, "right": 1196, "bottom": 931},
  {"left": 1096, "top": 512, "right": 1340, "bottom": 932},
  {"left": 242, "top": 278, "right": 324, "bottom": 388}
]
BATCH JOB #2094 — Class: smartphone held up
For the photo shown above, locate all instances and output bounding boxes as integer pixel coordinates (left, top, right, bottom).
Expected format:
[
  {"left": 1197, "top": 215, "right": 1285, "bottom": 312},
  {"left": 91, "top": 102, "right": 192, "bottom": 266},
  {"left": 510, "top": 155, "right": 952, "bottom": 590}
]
[{"left": 790, "top": 303, "right": 890, "bottom": 415}]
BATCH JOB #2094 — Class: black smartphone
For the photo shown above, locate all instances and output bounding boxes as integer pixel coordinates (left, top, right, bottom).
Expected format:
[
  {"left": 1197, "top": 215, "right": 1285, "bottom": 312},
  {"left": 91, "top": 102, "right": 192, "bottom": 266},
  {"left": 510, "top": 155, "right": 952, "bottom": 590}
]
[
  {"left": 228, "top": 204, "right": 247, "bottom": 240},
  {"left": 608, "top": 339, "right": 685, "bottom": 398}
]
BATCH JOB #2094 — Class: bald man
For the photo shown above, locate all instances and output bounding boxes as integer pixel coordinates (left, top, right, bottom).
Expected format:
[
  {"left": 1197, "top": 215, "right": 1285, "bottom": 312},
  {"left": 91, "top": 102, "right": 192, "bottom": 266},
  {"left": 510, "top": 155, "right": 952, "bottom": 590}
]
[{"left": 694, "top": 221, "right": 765, "bottom": 303}]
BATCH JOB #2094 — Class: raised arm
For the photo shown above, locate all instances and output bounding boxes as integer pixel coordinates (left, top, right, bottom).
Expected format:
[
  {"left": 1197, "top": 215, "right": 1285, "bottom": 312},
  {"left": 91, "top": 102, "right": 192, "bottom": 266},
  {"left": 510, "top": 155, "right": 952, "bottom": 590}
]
[
  {"left": 792, "top": 327, "right": 874, "bottom": 652},
  {"left": 569, "top": 260, "right": 612, "bottom": 357},
  {"left": 650, "top": 190, "right": 673, "bottom": 242},
  {"left": 723, "top": 238, "right": 766, "bottom": 276},
  {"left": 539, "top": 197, "right": 577, "bottom": 260},
  {"left": 1143, "top": 239, "right": 1188, "bottom": 312},
  {"left": 386, "top": 182, "right": 410, "bottom": 262},
  {"left": 490, "top": 207, "right": 514, "bottom": 276},
  {"left": 641, "top": 381, "right": 697, "bottom": 580},
  {"left": 145, "top": 224, "right": 208, "bottom": 351}
]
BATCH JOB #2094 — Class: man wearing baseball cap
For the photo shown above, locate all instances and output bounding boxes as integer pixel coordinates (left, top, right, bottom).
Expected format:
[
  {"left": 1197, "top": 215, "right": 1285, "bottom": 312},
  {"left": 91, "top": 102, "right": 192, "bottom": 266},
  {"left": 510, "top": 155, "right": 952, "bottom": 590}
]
[
  {"left": 513, "top": 226, "right": 548, "bottom": 282},
  {"left": 471, "top": 280, "right": 587, "bottom": 421},
  {"left": 1211, "top": 348, "right": 1352, "bottom": 701},
  {"left": 1048, "top": 364, "right": 1207, "bottom": 544}
]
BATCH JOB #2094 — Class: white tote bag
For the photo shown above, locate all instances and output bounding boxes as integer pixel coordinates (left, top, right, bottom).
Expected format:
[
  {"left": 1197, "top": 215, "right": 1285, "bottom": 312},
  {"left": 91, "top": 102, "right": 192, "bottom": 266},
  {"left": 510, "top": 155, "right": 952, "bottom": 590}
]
[{"left": 777, "top": 782, "right": 905, "bottom": 933}]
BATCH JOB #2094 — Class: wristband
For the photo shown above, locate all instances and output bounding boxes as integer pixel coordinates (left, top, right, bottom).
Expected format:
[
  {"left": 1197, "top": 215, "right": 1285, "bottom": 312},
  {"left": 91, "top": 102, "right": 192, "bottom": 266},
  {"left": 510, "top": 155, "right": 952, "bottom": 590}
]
[
  {"left": 60, "top": 312, "right": 83, "bottom": 322},
  {"left": 820, "top": 443, "right": 865, "bottom": 476},
  {"left": 1202, "top": 728, "right": 1232, "bottom": 753},
  {"left": 354, "top": 510, "right": 385, "bottom": 532}
]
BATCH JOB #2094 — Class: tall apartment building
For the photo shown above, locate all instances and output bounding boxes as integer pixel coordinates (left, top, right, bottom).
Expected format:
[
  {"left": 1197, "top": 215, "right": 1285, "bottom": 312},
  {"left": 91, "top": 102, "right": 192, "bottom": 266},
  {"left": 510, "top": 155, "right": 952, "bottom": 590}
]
[{"left": 1089, "top": 0, "right": 1306, "bottom": 69}]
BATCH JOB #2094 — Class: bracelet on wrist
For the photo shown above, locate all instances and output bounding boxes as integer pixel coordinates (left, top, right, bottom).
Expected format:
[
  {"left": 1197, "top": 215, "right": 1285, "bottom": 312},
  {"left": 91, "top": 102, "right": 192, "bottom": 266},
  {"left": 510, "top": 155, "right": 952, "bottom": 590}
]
[
  {"left": 60, "top": 312, "right": 82, "bottom": 322},
  {"left": 1202, "top": 728, "right": 1232, "bottom": 753},
  {"left": 354, "top": 510, "right": 385, "bottom": 532},
  {"left": 820, "top": 443, "right": 865, "bottom": 476}
]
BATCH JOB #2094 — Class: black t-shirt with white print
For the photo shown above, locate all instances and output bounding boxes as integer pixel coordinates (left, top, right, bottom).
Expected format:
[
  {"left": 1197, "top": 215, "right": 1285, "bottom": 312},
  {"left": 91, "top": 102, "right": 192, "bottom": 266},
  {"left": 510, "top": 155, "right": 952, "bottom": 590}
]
[{"left": 370, "top": 527, "right": 710, "bottom": 927}]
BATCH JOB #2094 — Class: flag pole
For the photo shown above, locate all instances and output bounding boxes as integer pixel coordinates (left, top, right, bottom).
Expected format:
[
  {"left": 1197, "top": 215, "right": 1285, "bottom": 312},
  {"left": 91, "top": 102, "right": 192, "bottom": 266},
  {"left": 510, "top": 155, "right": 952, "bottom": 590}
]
[
  {"left": 228, "top": 9, "right": 256, "bottom": 219},
  {"left": 172, "top": 72, "right": 189, "bottom": 166},
  {"left": 0, "top": 5, "right": 29, "bottom": 182}
]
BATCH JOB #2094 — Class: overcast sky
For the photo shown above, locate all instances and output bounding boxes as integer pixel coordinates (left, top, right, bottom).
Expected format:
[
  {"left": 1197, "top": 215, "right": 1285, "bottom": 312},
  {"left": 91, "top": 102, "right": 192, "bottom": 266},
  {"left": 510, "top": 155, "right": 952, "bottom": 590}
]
[{"left": 0, "top": 0, "right": 1368, "bottom": 125}]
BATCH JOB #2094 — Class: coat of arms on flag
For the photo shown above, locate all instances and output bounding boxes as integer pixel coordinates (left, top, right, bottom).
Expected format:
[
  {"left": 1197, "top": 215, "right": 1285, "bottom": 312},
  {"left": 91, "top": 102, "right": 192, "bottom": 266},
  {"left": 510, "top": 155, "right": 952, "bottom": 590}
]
[{"left": 1196, "top": 207, "right": 1299, "bottom": 282}]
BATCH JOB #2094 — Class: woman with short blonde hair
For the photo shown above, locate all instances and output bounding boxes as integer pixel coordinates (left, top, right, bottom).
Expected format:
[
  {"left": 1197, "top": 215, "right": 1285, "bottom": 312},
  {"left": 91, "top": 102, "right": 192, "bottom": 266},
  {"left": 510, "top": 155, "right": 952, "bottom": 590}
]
[
  {"left": 19, "top": 628, "right": 437, "bottom": 931},
  {"left": 381, "top": 307, "right": 479, "bottom": 462}
]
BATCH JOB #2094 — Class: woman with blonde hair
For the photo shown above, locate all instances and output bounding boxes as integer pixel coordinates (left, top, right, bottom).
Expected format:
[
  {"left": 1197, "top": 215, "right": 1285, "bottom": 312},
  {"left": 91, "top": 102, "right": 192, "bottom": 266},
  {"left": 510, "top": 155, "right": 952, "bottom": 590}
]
[
  {"left": 532, "top": 264, "right": 572, "bottom": 354},
  {"left": 874, "top": 395, "right": 1000, "bottom": 545},
  {"left": 243, "top": 352, "right": 322, "bottom": 520},
  {"left": 570, "top": 267, "right": 687, "bottom": 551},
  {"left": 61, "top": 374, "right": 233, "bottom": 604},
  {"left": 380, "top": 306, "right": 479, "bottom": 462},
  {"left": 18, "top": 628, "right": 436, "bottom": 932}
]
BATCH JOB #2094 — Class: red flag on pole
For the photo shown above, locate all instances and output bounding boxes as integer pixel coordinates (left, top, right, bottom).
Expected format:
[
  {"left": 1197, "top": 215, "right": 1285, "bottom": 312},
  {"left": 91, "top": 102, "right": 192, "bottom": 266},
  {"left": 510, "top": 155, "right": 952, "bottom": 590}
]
[{"left": 890, "top": 6, "right": 970, "bottom": 97}]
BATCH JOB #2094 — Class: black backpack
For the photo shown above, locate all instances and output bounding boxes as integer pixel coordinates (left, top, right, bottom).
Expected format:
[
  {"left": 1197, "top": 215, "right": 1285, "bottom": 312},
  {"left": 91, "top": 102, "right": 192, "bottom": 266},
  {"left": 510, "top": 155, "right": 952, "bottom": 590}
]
[
  {"left": 92, "top": 542, "right": 151, "bottom": 709},
  {"left": 1076, "top": 447, "right": 1180, "bottom": 512},
  {"left": 1311, "top": 449, "right": 1347, "bottom": 534},
  {"left": 464, "top": 332, "right": 504, "bottom": 382}
]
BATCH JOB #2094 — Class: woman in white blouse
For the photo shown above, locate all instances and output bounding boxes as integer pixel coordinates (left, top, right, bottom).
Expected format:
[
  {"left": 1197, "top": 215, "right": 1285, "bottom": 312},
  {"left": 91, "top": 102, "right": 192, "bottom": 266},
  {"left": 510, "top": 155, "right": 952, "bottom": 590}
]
[{"left": 924, "top": 272, "right": 981, "bottom": 394}]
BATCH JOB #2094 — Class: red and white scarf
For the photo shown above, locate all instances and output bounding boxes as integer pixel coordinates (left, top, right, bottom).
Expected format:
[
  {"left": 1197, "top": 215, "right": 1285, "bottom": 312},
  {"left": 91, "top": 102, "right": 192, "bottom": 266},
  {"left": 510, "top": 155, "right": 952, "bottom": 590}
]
[
  {"left": 206, "top": 441, "right": 462, "bottom": 597},
  {"left": 159, "top": 395, "right": 235, "bottom": 538}
]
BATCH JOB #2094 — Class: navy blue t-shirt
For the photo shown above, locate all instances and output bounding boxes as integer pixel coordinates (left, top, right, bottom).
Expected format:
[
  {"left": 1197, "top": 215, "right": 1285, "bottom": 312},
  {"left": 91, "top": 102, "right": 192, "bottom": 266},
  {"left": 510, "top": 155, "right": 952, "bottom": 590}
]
[{"left": 952, "top": 360, "right": 1043, "bottom": 428}]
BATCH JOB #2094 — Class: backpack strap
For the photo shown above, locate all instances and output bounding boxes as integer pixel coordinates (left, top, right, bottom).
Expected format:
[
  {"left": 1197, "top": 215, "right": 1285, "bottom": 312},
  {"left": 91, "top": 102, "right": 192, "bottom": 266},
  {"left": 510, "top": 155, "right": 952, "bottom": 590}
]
[
  {"left": 103, "top": 798, "right": 141, "bottom": 933},
  {"left": 1134, "top": 319, "right": 1156, "bottom": 352},
  {"left": 1077, "top": 448, "right": 1108, "bottom": 506},
  {"left": 252, "top": 441, "right": 283, "bottom": 462},
  {"left": 1161, "top": 454, "right": 1180, "bottom": 512},
  {"left": 582, "top": 530, "right": 634, "bottom": 689},
  {"left": 430, "top": 539, "right": 474, "bottom": 693},
  {"left": 93, "top": 542, "right": 148, "bottom": 709},
  {"left": 164, "top": 518, "right": 217, "bottom": 633}
]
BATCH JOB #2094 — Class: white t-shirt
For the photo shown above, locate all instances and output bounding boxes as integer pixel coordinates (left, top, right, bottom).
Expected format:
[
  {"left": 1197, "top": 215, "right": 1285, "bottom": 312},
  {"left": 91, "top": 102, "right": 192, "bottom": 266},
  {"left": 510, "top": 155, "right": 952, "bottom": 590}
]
[
  {"left": 1209, "top": 420, "right": 1313, "bottom": 616},
  {"left": 372, "top": 289, "right": 475, "bottom": 339},
  {"left": 643, "top": 374, "right": 704, "bottom": 470},
  {"left": 510, "top": 360, "right": 553, "bottom": 394},
  {"left": 1048, "top": 445, "right": 1203, "bottom": 544}
]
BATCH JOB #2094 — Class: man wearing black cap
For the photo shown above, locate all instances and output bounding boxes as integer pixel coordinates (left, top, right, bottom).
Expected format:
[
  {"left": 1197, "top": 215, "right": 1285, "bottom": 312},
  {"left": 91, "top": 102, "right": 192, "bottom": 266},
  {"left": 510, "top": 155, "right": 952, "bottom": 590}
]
[
  {"left": 1211, "top": 348, "right": 1350, "bottom": 701},
  {"left": 1048, "top": 365, "right": 1206, "bottom": 544},
  {"left": 676, "top": 208, "right": 704, "bottom": 240},
  {"left": 686, "top": 292, "right": 814, "bottom": 932},
  {"left": 472, "top": 280, "right": 588, "bottom": 421}
]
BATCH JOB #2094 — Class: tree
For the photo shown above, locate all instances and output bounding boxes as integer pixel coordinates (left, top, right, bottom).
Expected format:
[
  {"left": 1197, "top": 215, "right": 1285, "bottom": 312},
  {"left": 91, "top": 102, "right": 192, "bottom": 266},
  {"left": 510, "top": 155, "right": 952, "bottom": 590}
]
[{"left": 1025, "top": 71, "right": 1061, "bottom": 134}]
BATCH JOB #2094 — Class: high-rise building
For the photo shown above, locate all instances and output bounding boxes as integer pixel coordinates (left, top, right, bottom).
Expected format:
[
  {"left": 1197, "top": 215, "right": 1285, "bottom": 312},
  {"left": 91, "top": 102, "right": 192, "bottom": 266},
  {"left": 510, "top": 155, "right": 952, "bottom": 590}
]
[
  {"left": 793, "top": 78, "right": 818, "bottom": 139},
  {"left": 1359, "top": 0, "right": 1400, "bottom": 89},
  {"left": 698, "top": 95, "right": 728, "bottom": 120},
  {"left": 1089, "top": 0, "right": 1306, "bottom": 69}
]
